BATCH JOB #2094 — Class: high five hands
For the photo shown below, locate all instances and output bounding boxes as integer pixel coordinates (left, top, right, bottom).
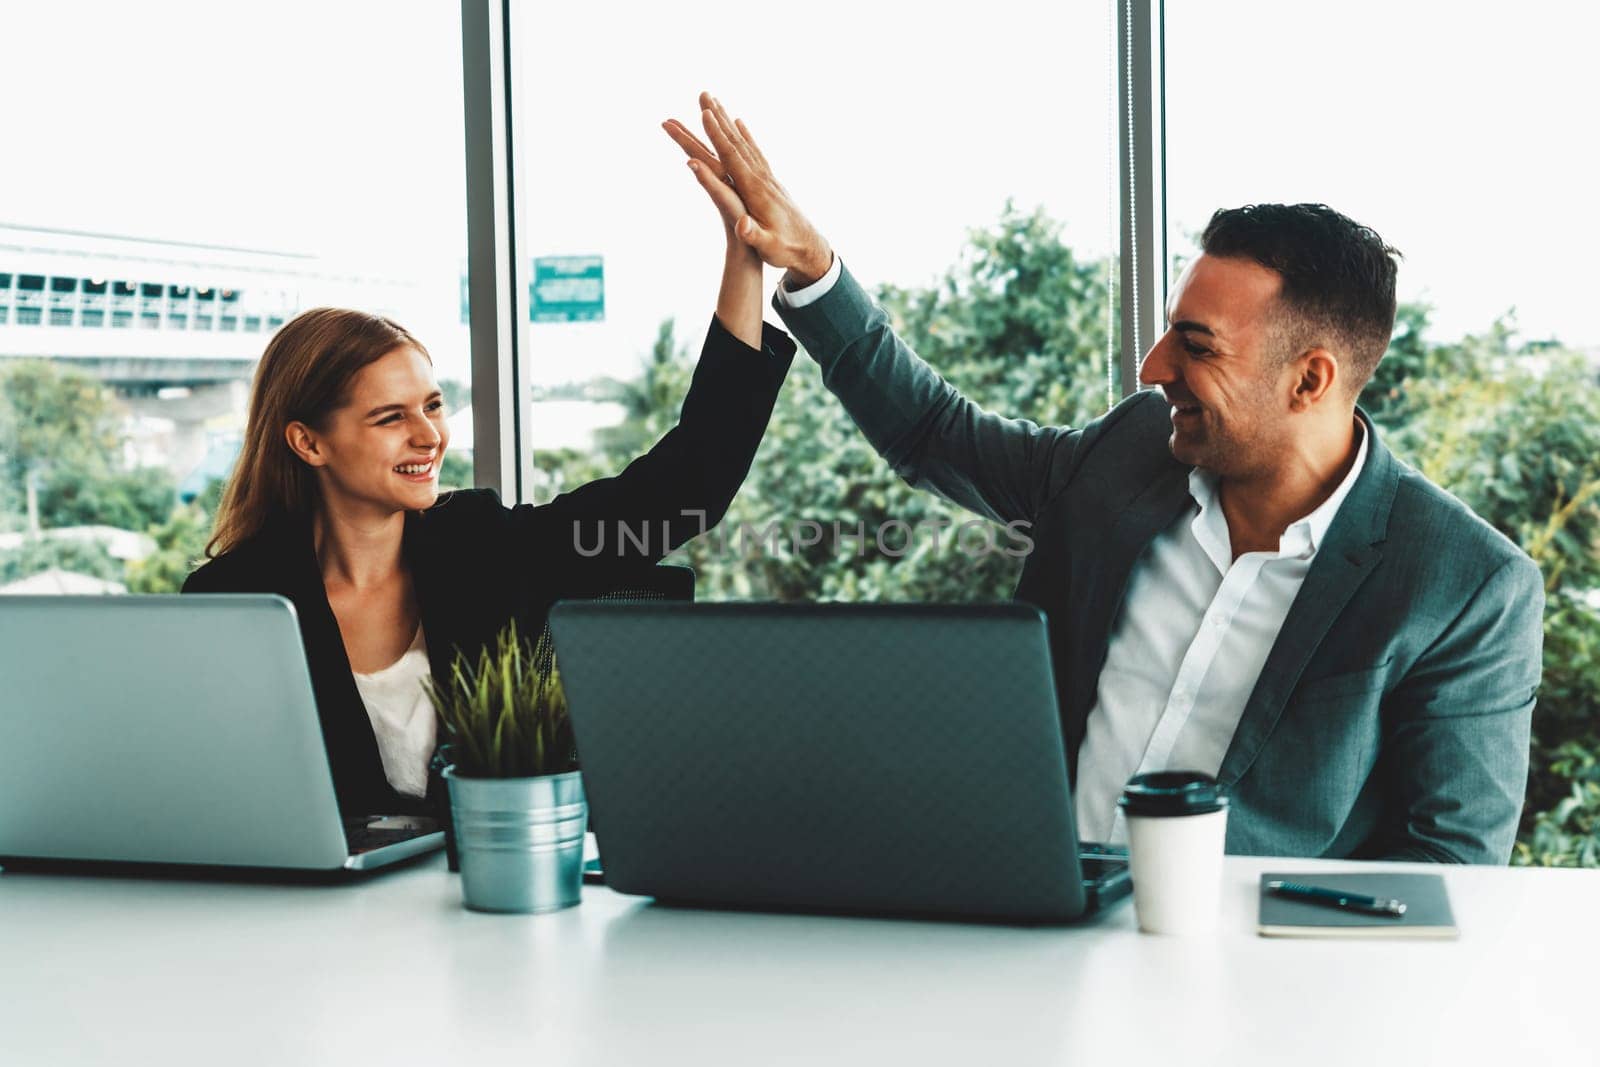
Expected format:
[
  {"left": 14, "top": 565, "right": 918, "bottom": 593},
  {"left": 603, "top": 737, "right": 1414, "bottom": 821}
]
[{"left": 663, "top": 92, "right": 835, "bottom": 289}]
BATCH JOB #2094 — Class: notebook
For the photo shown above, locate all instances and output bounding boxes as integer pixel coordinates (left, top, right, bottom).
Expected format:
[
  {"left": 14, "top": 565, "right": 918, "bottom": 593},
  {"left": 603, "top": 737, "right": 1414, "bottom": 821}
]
[{"left": 1258, "top": 872, "right": 1458, "bottom": 939}]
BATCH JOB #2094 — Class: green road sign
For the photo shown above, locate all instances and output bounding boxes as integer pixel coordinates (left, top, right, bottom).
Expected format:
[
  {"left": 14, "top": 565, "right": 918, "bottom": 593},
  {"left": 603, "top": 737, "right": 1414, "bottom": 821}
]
[{"left": 530, "top": 255, "right": 604, "bottom": 323}]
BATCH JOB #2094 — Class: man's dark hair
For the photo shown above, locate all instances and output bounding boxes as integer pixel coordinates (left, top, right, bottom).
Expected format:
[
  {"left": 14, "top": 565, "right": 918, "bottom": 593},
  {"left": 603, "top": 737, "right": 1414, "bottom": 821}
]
[{"left": 1201, "top": 203, "right": 1400, "bottom": 395}]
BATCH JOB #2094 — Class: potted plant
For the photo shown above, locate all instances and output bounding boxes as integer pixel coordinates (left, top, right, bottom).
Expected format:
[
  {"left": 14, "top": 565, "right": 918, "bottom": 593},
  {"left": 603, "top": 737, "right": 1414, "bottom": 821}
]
[{"left": 424, "top": 620, "right": 586, "bottom": 913}]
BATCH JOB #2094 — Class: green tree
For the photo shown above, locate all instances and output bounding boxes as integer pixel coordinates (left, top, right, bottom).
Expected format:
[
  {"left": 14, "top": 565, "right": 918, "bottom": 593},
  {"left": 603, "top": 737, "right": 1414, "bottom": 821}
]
[
  {"left": 125, "top": 502, "right": 213, "bottom": 594},
  {"left": 39, "top": 464, "right": 176, "bottom": 532},
  {"left": 0, "top": 360, "right": 123, "bottom": 532},
  {"left": 0, "top": 359, "right": 189, "bottom": 587},
  {"left": 537, "top": 204, "right": 1117, "bottom": 602},
  {"left": 0, "top": 360, "right": 120, "bottom": 486},
  {"left": 1363, "top": 321, "right": 1600, "bottom": 865},
  {"left": 1358, "top": 301, "right": 1436, "bottom": 423},
  {"left": 593, "top": 319, "right": 700, "bottom": 459},
  {"left": 0, "top": 535, "right": 123, "bottom": 586},
  {"left": 876, "top": 202, "right": 1117, "bottom": 429},
  {"left": 438, "top": 452, "right": 475, "bottom": 492},
  {"left": 124, "top": 477, "right": 226, "bottom": 594}
]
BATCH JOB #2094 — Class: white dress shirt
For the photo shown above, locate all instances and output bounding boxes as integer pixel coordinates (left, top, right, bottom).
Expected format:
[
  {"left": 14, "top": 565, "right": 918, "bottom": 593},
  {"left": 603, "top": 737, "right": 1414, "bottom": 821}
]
[
  {"left": 779, "top": 256, "right": 1371, "bottom": 845},
  {"left": 775, "top": 253, "right": 844, "bottom": 309},
  {"left": 1075, "top": 421, "right": 1369, "bottom": 843},
  {"left": 351, "top": 623, "right": 437, "bottom": 799}
]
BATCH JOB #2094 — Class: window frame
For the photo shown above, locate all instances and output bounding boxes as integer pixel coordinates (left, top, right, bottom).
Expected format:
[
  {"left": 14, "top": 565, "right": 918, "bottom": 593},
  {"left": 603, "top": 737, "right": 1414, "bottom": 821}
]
[{"left": 460, "top": 0, "right": 1168, "bottom": 502}]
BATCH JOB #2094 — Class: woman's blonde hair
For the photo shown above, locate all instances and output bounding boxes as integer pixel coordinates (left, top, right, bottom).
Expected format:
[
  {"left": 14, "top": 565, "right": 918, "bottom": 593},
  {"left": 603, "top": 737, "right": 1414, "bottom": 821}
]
[{"left": 206, "top": 307, "right": 431, "bottom": 559}]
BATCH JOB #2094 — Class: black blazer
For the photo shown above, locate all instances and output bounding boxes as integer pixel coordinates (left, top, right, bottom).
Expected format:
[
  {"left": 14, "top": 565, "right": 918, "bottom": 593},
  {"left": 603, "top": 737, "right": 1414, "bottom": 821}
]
[{"left": 183, "top": 316, "right": 794, "bottom": 815}]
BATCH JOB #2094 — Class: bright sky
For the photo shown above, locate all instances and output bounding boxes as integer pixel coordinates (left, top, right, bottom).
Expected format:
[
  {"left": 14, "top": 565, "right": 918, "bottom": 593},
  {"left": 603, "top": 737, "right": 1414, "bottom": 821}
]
[
  {"left": 7, "top": 0, "right": 1597, "bottom": 411},
  {"left": 1165, "top": 0, "right": 1600, "bottom": 349}
]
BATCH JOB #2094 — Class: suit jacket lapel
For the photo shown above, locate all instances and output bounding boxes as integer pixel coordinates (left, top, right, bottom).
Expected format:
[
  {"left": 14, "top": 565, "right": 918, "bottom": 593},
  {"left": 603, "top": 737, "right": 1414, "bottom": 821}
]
[
  {"left": 1216, "top": 411, "right": 1400, "bottom": 787},
  {"left": 1090, "top": 464, "right": 1193, "bottom": 643},
  {"left": 1066, "top": 462, "right": 1193, "bottom": 751},
  {"left": 259, "top": 514, "right": 388, "bottom": 801},
  {"left": 403, "top": 510, "right": 462, "bottom": 692}
]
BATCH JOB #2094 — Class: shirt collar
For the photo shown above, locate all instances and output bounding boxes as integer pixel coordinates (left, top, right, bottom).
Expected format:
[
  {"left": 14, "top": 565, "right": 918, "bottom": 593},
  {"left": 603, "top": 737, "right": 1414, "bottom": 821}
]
[{"left": 1187, "top": 416, "right": 1369, "bottom": 563}]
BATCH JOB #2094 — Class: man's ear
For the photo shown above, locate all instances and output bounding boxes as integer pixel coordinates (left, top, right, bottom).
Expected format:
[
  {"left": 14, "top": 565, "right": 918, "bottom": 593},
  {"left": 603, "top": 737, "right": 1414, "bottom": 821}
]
[
  {"left": 285, "top": 421, "right": 328, "bottom": 468},
  {"left": 1289, "top": 347, "right": 1339, "bottom": 411}
]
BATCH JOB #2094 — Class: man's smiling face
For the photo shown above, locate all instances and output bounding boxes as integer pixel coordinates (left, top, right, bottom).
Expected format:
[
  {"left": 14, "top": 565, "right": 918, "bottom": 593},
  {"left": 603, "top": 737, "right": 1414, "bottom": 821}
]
[{"left": 1138, "top": 253, "right": 1296, "bottom": 477}]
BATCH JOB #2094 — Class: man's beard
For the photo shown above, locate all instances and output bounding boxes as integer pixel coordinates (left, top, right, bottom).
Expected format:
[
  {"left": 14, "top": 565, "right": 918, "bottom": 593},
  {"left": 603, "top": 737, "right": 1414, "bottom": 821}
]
[{"left": 1168, "top": 406, "right": 1275, "bottom": 479}]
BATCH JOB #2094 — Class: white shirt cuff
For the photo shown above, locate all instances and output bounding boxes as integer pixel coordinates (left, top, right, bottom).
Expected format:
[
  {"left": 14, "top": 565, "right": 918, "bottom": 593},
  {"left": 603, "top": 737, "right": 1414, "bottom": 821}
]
[{"left": 774, "top": 253, "right": 842, "bottom": 309}]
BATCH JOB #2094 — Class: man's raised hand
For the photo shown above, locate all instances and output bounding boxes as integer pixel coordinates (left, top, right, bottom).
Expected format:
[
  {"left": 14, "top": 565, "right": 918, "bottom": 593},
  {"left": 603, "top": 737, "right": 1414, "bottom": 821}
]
[{"left": 663, "top": 92, "right": 834, "bottom": 288}]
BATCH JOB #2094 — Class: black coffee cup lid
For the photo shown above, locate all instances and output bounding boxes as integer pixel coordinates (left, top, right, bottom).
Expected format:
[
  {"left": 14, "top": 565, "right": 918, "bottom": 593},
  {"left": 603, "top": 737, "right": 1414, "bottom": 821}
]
[{"left": 1117, "top": 771, "right": 1228, "bottom": 817}]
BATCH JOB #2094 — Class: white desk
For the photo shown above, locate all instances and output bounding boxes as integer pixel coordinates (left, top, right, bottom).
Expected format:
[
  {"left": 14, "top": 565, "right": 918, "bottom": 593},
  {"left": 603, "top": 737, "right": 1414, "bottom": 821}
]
[{"left": 1, "top": 854, "right": 1594, "bottom": 1067}]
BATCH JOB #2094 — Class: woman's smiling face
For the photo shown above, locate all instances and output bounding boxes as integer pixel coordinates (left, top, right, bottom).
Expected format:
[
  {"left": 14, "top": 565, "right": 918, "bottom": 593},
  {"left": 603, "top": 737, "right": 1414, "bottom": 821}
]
[{"left": 288, "top": 344, "right": 450, "bottom": 516}]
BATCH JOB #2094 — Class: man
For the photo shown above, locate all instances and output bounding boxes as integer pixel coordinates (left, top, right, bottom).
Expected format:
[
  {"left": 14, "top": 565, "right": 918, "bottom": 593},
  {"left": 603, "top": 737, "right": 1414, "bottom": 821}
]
[{"left": 665, "top": 94, "right": 1544, "bottom": 863}]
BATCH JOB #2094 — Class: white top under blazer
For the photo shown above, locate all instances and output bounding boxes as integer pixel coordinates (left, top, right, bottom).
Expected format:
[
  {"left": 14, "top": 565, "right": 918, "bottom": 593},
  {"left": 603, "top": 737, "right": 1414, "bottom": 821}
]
[{"left": 350, "top": 623, "right": 437, "bottom": 799}]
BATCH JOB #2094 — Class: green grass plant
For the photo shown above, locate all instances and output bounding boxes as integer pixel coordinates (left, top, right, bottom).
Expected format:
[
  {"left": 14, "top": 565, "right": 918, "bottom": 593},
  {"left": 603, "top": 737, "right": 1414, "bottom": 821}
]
[{"left": 424, "top": 620, "right": 575, "bottom": 779}]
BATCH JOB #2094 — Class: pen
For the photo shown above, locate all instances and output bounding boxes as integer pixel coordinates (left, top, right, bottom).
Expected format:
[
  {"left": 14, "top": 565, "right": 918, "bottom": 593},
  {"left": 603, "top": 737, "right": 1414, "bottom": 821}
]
[{"left": 1266, "top": 880, "right": 1407, "bottom": 917}]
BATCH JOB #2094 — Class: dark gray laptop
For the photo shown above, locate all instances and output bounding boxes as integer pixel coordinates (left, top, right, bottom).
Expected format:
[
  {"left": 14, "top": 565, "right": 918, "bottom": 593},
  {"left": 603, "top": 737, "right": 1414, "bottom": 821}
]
[
  {"left": 0, "top": 595, "right": 442, "bottom": 874},
  {"left": 549, "top": 601, "right": 1130, "bottom": 923}
]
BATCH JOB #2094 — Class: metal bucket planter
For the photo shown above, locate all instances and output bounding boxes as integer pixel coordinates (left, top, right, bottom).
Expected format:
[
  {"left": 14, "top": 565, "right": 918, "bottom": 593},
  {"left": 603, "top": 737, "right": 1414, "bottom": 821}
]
[{"left": 443, "top": 767, "right": 586, "bottom": 913}]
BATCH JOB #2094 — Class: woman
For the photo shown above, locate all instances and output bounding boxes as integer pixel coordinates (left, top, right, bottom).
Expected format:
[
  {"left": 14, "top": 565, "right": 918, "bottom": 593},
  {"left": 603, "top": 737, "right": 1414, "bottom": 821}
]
[{"left": 183, "top": 146, "right": 792, "bottom": 817}]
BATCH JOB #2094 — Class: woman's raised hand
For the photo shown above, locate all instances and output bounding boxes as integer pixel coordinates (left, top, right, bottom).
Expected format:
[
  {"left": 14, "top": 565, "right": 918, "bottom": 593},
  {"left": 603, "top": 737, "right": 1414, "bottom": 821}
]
[
  {"left": 662, "top": 115, "right": 748, "bottom": 242},
  {"left": 663, "top": 92, "right": 833, "bottom": 287},
  {"left": 664, "top": 96, "right": 765, "bottom": 349}
]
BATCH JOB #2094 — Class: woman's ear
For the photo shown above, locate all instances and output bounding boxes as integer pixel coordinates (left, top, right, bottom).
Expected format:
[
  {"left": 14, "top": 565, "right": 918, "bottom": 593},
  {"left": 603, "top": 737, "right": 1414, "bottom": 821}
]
[{"left": 285, "top": 421, "right": 327, "bottom": 468}]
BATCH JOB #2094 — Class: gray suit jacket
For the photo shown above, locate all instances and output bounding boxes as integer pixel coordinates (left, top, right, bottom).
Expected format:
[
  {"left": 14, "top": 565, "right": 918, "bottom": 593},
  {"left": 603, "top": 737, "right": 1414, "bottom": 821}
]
[{"left": 775, "top": 263, "right": 1545, "bottom": 864}]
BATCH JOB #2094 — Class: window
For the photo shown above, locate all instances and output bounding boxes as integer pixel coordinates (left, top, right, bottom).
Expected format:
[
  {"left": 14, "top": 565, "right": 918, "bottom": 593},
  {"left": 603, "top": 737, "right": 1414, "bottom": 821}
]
[
  {"left": 505, "top": 0, "right": 1119, "bottom": 603},
  {"left": 1165, "top": 1, "right": 1596, "bottom": 357},
  {"left": 0, "top": 2, "right": 466, "bottom": 595}
]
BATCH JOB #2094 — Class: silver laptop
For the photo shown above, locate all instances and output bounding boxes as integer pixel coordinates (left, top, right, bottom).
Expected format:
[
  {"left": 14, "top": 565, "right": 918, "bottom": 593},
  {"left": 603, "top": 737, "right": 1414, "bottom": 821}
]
[
  {"left": 0, "top": 595, "right": 443, "bottom": 873},
  {"left": 549, "top": 601, "right": 1131, "bottom": 924}
]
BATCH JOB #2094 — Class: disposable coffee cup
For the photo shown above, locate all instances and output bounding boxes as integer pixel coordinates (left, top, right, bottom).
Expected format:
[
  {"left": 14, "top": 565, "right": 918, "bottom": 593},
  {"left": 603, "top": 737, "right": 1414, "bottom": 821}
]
[{"left": 1118, "top": 771, "right": 1229, "bottom": 935}]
